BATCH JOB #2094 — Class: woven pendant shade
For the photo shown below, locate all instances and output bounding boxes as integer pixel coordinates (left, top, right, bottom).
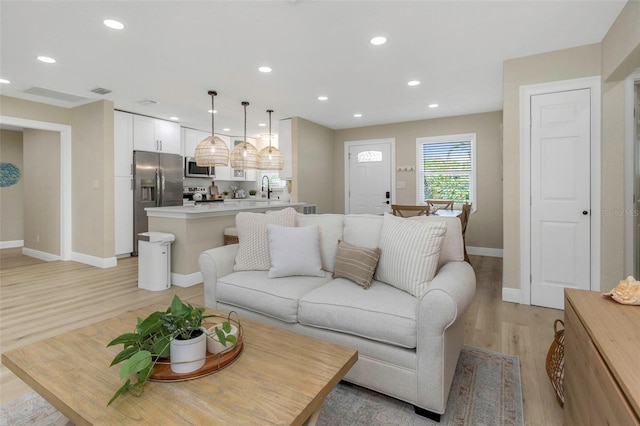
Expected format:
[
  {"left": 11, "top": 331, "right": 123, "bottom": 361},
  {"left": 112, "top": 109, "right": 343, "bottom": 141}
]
[
  {"left": 194, "top": 135, "right": 229, "bottom": 167},
  {"left": 257, "top": 109, "right": 284, "bottom": 170},
  {"left": 229, "top": 101, "right": 258, "bottom": 170},
  {"left": 194, "top": 90, "right": 229, "bottom": 167},
  {"left": 257, "top": 146, "right": 284, "bottom": 170},
  {"left": 230, "top": 142, "right": 258, "bottom": 169}
]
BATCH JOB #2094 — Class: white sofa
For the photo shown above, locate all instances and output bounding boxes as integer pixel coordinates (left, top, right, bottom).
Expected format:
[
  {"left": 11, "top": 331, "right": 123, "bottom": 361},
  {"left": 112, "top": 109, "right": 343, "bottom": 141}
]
[{"left": 199, "top": 212, "right": 476, "bottom": 420}]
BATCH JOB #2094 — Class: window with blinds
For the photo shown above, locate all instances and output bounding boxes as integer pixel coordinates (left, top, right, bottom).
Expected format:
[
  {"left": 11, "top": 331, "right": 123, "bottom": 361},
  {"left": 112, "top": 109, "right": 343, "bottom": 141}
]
[{"left": 416, "top": 133, "right": 476, "bottom": 206}]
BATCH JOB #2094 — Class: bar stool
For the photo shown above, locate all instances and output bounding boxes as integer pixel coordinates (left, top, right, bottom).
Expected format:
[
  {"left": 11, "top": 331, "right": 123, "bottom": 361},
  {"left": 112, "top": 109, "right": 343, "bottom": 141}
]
[{"left": 224, "top": 227, "right": 239, "bottom": 245}]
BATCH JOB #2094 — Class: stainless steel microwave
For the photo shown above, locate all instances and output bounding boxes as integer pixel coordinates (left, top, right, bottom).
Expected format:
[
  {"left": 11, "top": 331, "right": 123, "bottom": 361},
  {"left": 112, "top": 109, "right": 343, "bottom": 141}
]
[{"left": 184, "top": 157, "right": 215, "bottom": 178}]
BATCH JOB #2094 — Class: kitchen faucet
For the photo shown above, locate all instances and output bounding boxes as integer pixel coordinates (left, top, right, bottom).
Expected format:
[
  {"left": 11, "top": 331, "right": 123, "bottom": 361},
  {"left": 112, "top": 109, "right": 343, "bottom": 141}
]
[{"left": 261, "top": 175, "right": 272, "bottom": 199}]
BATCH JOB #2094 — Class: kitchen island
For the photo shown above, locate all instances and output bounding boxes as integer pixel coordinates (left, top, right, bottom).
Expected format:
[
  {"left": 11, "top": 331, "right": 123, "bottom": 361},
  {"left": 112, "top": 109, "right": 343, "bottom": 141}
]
[{"left": 146, "top": 200, "right": 306, "bottom": 287}]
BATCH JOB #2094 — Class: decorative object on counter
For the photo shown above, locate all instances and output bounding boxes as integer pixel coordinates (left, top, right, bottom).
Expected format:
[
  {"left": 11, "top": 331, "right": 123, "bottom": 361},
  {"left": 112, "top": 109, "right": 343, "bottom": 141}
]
[
  {"left": 249, "top": 189, "right": 257, "bottom": 198},
  {"left": 602, "top": 276, "right": 640, "bottom": 305},
  {"left": 194, "top": 90, "right": 229, "bottom": 167},
  {"left": 230, "top": 101, "right": 258, "bottom": 170},
  {"left": 106, "top": 295, "right": 238, "bottom": 405},
  {"left": 257, "top": 109, "right": 284, "bottom": 170},
  {"left": 0, "top": 162, "right": 21, "bottom": 187}
]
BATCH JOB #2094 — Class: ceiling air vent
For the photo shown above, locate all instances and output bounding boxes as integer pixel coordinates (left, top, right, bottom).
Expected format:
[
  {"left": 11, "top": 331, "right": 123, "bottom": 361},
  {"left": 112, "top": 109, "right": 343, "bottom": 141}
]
[
  {"left": 138, "top": 99, "right": 159, "bottom": 106},
  {"left": 91, "top": 87, "right": 112, "bottom": 95},
  {"left": 23, "top": 86, "right": 88, "bottom": 103}
]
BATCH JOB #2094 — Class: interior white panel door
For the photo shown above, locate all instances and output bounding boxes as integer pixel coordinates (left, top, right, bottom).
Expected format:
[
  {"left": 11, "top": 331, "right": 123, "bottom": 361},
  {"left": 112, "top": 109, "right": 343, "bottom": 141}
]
[
  {"left": 531, "top": 89, "right": 591, "bottom": 309},
  {"left": 348, "top": 142, "right": 392, "bottom": 214}
]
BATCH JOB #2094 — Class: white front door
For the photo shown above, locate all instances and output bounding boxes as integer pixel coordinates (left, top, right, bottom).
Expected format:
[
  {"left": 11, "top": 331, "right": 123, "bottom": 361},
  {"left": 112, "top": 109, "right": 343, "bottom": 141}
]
[
  {"left": 345, "top": 139, "right": 394, "bottom": 214},
  {"left": 530, "top": 89, "right": 591, "bottom": 309}
]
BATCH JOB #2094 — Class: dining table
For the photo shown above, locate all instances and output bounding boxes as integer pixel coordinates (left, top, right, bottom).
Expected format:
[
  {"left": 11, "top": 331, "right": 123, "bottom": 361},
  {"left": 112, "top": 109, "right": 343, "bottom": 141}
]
[{"left": 432, "top": 209, "right": 462, "bottom": 218}]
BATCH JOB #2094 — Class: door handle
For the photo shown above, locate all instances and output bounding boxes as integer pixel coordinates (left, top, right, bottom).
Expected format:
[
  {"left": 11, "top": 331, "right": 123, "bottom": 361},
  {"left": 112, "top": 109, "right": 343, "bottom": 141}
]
[
  {"left": 382, "top": 201, "right": 389, "bottom": 204},
  {"left": 582, "top": 210, "right": 588, "bottom": 215}
]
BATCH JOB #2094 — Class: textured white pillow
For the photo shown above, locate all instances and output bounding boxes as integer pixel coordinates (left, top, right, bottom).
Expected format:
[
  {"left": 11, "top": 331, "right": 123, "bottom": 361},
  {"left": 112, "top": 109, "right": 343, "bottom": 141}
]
[
  {"left": 234, "top": 207, "right": 297, "bottom": 271},
  {"left": 376, "top": 213, "right": 447, "bottom": 298},
  {"left": 267, "top": 224, "right": 325, "bottom": 278}
]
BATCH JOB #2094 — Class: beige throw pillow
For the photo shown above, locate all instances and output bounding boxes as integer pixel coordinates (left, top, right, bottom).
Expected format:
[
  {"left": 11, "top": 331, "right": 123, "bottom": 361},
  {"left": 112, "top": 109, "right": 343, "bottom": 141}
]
[
  {"left": 375, "top": 213, "right": 447, "bottom": 298},
  {"left": 332, "top": 240, "right": 381, "bottom": 289},
  {"left": 234, "top": 207, "right": 297, "bottom": 271}
]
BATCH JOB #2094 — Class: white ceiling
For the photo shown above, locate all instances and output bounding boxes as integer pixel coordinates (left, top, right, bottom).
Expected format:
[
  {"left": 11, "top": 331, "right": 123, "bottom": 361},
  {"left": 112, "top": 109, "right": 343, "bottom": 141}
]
[{"left": 0, "top": 0, "right": 627, "bottom": 139}]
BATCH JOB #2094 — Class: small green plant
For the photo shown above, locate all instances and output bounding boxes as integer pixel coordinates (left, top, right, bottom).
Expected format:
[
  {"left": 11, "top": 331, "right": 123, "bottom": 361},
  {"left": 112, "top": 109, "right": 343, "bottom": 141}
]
[
  {"left": 106, "top": 296, "right": 237, "bottom": 405},
  {"left": 249, "top": 189, "right": 257, "bottom": 196}
]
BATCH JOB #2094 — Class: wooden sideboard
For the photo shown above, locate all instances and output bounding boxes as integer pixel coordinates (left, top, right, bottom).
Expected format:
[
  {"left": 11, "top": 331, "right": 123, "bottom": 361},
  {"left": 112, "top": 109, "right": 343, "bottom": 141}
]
[{"left": 564, "top": 289, "right": 640, "bottom": 425}]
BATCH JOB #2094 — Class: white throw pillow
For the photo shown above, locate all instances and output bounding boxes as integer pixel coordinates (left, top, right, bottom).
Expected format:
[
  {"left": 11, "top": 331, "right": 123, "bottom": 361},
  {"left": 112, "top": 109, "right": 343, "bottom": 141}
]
[
  {"left": 234, "top": 208, "right": 297, "bottom": 271},
  {"left": 376, "top": 213, "right": 447, "bottom": 298},
  {"left": 267, "top": 224, "right": 325, "bottom": 278}
]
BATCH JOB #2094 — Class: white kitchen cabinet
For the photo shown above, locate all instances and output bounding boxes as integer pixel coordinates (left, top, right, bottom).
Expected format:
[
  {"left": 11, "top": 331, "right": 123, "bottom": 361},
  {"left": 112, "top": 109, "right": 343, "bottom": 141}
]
[
  {"left": 114, "top": 176, "right": 133, "bottom": 256},
  {"left": 182, "top": 128, "right": 210, "bottom": 158},
  {"left": 114, "top": 111, "right": 133, "bottom": 177},
  {"left": 278, "top": 118, "right": 293, "bottom": 179},
  {"left": 133, "top": 115, "right": 181, "bottom": 154}
]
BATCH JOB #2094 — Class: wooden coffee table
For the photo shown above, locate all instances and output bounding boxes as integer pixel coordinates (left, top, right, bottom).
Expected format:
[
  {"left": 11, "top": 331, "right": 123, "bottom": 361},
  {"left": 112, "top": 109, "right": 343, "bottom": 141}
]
[{"left": 1, "top": 304, "right": 357, "bottom": 425}]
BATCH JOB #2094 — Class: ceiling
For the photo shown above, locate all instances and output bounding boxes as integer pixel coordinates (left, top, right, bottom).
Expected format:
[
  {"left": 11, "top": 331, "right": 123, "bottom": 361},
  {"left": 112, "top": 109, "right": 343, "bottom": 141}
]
[{"left": 0, "top": 0, "right": 627, "bottom": 139}]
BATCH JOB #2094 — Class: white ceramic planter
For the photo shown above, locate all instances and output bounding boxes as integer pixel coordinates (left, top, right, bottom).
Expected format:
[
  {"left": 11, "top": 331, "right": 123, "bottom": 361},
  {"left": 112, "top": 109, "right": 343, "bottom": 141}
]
[
  {"left": 207, "top": 324, "right": 238, "bottom": 354},
  {"left": 169, "top": 328, "right": 207, "bottom": 374}
]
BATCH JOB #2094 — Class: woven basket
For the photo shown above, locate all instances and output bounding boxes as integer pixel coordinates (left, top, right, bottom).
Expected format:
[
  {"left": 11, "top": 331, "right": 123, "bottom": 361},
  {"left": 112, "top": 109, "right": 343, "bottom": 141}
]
[{"left": 545, "top": 319, "right": 565, "bottom": 406}]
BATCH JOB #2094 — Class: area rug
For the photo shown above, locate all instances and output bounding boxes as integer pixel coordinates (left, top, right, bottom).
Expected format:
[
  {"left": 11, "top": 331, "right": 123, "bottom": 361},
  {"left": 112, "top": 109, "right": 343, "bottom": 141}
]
[{"left": 0, "top": 345, "right": 523, "bottom": 426}]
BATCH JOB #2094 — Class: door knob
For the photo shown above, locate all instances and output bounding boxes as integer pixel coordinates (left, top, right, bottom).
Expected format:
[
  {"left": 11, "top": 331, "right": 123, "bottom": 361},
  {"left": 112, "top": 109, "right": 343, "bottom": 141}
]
[{"left": 582, "top": 210, "right": 588, "bottom": 215}]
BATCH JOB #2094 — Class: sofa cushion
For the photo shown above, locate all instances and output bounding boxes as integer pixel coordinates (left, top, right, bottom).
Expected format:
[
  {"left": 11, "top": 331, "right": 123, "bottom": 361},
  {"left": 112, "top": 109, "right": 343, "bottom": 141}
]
[
  {"left": 267, "top": 224, "right": 324, "bottom": 278},
  {"left": 297, "top": 214, "right": 344, "bottom": 272},
  {"left": 409, "top": 216, "right": 464, "bottom": 267},
  {"left": 376, "top": 213, "right": 447, "bottom": 298},
  {"left": 217, "top": 271, "right": 331, "bottom": 323},
  {"left": 298, "top": 278, "right": 418, "bottom": 348},
  {"left": 234, "top": 207, "right": 297, "bottom": 271},
  {"left": 332, "top": 240, "right": 381, "bottom": 289},
  {"left": 343, "top": 214, "right": 384, "bottom": 248}
]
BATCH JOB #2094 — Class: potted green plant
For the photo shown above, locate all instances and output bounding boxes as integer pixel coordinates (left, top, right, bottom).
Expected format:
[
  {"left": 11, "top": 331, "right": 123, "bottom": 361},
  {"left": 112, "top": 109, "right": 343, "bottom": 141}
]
[
  {"left": 106, "top": 295, "right": 237, "bottom": 405},
  {"left": 249, "top": 189, "right": 257, "bottom": 198}
]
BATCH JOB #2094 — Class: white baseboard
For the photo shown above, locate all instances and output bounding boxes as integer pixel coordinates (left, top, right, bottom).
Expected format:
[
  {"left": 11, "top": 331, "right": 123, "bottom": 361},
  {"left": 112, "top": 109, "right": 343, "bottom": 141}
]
[
  {"left": 70, "top": 252, "right": 117, "bottom": 269},
  {"left": 467, "top": 246, "right": 503, "bottom": 258},
  {"left": 171, "top": 271, "right": 203, "bottom": 287},
  {"left": 22, "top": 247, "right": 59, "bottom": 262},
  {"left": 1, "top": 240, "right": 24, "bottom": 249},
  {"left": 502, "top": 287, "right": 523, "bottom": 304}
]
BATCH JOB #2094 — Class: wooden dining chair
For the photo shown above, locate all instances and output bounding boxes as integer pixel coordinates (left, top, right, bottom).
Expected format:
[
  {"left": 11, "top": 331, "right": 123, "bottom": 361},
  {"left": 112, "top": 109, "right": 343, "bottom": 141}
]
[
  {"left": 458, "top": 203, "right": 472, "bottom": 264},
  {"left": 391, "top": 204, "right": 430, "bottom": 217},
  {"left": 426, "top": 199, "right": 454, "bottom": 211}
]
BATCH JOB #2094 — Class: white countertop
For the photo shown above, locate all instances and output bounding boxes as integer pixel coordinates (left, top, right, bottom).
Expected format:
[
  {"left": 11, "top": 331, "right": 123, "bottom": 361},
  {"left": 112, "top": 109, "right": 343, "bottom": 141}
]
[{"left": 146, "top": 200, "right": 306, "bottom": 219}]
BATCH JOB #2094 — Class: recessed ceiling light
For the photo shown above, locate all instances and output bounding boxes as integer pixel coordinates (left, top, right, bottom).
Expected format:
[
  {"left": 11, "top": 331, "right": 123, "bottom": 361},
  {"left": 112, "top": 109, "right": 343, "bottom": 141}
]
[
  {"left": 103, "top": 19, "right": 124, "bottom": 30},
  {"left": 169, "top": 117, "right": 179, "bottom": 121},
  {"left": 208, "top": 109, "right": 218, "bottom": 114},
  {"left": 223, "top": 128, "right": 230, "bottom": 132},
  {"left": 258, "top": 66, "right": 272, "bottom": 73},
  {"left": 408, "top": 80, "right": 421, "bottom": 86},
  {"left": 258, "top": 123, "right": 266, "bottom": 127},
  {"left": 0, "top": 79, "right": 10, "bottom": 84},
  {"left": 353, "top": 113, "right": 362, "bottom": 118},
  {"left": 317, "top": 96, "right": 328, "bottom": 101},
  {"left": 37, "top": 56, "right": 56, "bottom": 64},
  {"left": 370, "top": 36, "right": 387, "bottom": 46},
  {"left": 428, "top": 103, "right": 439, "bottom": 108}
]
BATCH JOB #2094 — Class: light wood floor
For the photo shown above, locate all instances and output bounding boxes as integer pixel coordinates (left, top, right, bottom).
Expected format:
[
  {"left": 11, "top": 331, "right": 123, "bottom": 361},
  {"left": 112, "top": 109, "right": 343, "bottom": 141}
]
[{"left": 0, "top": 249, "right": 564, "bottom": 425}]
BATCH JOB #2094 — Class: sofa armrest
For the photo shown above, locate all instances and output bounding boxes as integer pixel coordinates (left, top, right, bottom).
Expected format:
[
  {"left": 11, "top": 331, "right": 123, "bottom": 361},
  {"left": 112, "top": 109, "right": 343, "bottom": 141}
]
[
  {"left": 419, "top": 261, "right": 476, "bottom": 331},
  {"left": 416, "top": 261, "right": 476, "bottom": 413},
  {"left": 199, "top": 244, "right": 239, "bottom": 309}
]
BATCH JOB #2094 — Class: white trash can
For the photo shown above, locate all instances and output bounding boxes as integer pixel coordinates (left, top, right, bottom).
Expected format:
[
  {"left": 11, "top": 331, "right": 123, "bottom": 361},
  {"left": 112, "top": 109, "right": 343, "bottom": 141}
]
[{"left": 137, "top": 232, "right": 175, "bottom": 291}]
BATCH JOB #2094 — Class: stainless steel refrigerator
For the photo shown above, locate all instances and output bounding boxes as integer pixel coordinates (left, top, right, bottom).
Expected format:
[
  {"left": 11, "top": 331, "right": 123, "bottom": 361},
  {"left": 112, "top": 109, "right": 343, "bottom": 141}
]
[{"left": 133, "top": 150, "right": 183, "bottom": 255}]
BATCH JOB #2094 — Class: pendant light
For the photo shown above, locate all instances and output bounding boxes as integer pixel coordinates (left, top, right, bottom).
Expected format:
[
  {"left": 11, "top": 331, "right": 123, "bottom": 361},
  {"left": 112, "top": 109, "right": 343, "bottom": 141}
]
[
  {"left": 257, "top": 109, "right": 284, "bottom": 170},
  {"left": 194, "top": 90, "right": 229, "bottom": 166},
  {"left": 230, "top": 101, "right": 258, "bottom": 169}
]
